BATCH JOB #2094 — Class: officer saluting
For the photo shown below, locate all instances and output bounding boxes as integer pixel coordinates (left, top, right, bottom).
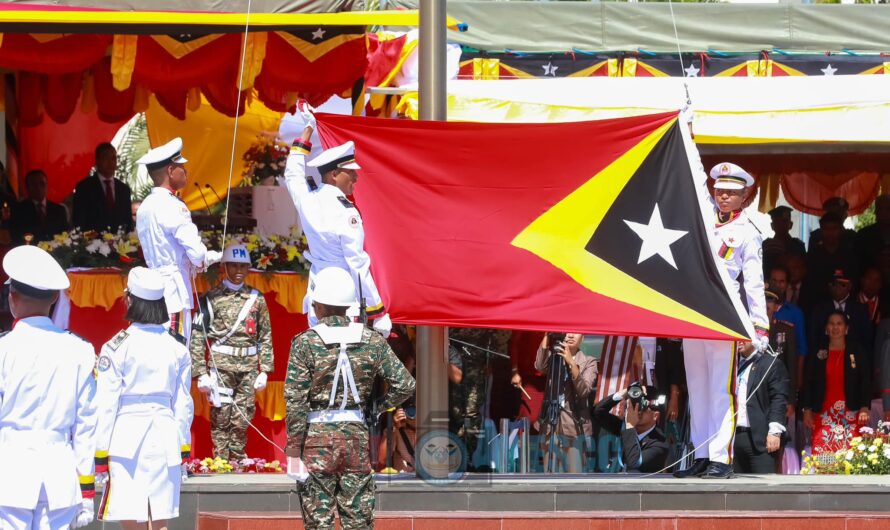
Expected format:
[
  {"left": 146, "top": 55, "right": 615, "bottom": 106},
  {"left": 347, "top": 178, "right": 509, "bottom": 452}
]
[
  {"left": 676, "top": 162, "right": 769, "bottom": 480},
  {"left": 285, "top": 267, "right": 415, "bottom": 529},
  {"left": 191, "top": 244, "right": 273, "bottom": 461},
  {"left": 0, "top": 246, "right": 97, "bottom": 529},
  {"left": 136, "top": 137, "right": 221, "bottom": 345},
  {"left": 282, "top": 102, "right": 392, "bottom": 337}
]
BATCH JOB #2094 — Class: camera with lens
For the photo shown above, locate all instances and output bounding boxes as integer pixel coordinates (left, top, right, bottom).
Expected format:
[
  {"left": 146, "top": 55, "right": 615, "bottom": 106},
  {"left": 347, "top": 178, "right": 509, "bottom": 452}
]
[
  {"left": 626, "top": 381, "right": 666, "bottom": 412},
  {"left": 547, "top": 332, "right": 566, "bottom": 355}
]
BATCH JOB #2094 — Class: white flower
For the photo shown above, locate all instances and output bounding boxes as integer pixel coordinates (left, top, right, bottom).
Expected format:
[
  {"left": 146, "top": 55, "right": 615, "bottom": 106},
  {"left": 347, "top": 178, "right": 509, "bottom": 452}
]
[
  {"left": 858, "top": 444, "right": 867, "bottom": 451},
  {"left": 845, "top": 451, "right": 854, "bottom": 461},
  {"left": 98, "top": 242, "right": 112, "bottom": 257},
  {"left": 85, "top": 240, "right": 102, "bottom": 254},
  {"left": 883, "top": 446, "right": 890, "bottom": 459}
]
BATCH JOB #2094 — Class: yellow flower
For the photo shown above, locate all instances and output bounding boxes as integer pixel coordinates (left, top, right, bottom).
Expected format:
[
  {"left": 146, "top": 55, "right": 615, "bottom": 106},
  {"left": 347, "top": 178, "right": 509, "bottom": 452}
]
[
  {"left": 37, "top": 242, "right": 51, "bottom": 251},
  {"left": 286, "top": 245, "right": 299, "bottom": 262},
  {"left": 876, "top": 438, "right": 885, "bottom": 447},
  {"left": 247, "top": 234, "right": 258, "bottom": 243},
  {"left": 102, "top": 232, "right": 115, "bottom": 241}
]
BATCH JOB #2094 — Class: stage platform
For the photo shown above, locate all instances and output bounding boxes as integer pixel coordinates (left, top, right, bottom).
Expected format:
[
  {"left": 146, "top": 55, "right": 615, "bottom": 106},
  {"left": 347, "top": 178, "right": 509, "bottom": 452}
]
[{"left": 106, "top": 473, "right": 890, "bottom": 530}]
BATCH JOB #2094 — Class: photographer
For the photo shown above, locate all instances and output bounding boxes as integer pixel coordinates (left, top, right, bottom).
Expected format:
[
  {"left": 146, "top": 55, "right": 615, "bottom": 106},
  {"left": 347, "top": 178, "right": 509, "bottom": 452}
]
[
  {"left": 534, "top": 333, "right": 597, "bottom": 473},
  {"left": 593, "top": 384, "right": 670, "bottom": 473}
]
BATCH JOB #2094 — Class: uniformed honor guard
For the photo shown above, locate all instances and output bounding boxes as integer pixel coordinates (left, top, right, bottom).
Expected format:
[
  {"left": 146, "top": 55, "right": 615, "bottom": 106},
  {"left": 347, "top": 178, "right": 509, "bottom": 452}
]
[
  {"left": 0, "top": 246, "right": 97, "bottom": 530},
  {"left": 282, "top": 102, "right": 392, "bottom": 337},
  {"left": 675, "top": 163, "right": 769, "bottom": 479},
  {"left": 285, "top": 267, "right": 415, "bottom": 529},
  {"left": 191, "top": 243, "right": 273, "bottom": 461},
  {"left": 93, "top": 267, "right": 194, "bottom": 527},
  {"left": 135, "top": 137, "right": 222, "bottom": 345}
]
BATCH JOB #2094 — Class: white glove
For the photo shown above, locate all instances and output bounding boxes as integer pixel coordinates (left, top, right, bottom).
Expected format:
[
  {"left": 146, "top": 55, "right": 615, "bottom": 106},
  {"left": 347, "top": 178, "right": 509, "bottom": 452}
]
[
  {"left": 756, "top": 334, "right": 770, "bottom": 353},
  {"left": 680, "top": 102, "right": 694, "bottom": 125},
  {"left": 287, "top": 456, "right": 309, "bottom": 483},
  {"left": 181, "top": 463, "right": 189, "bottom": 482},
  {"left": 297, "top": 100, "right": 317, "bottom": 130},
  {"left": 197, "top": 373, "right": 213, "bottom": 394},
  {"left": 70, "top": 498, "right": 93, "bottom": 529},
  {"left": 95, "top": 471, "right": 108, "bottom": 485},
  {"left": 254, "top": 371, "right": 268, "bottom": 391},
  {"left": 372, "top": 313, "right": 392, "bottom": 338},
  {"left": 204, "top": 250, "right": 223, "bottom": 269}
]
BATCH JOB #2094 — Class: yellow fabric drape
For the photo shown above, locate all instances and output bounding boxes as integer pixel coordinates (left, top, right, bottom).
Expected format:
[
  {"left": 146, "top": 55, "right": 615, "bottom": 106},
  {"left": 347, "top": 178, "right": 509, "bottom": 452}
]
[
  {"left": 110, "top": 34, "right": 138, "bottom": 91},
  {"left": 191, "top": 380, "right": 285, "bottom": 422},
  {"left": 145, "top": 94, "right": 283, "bottom": 211},
  {"left": 757, "top": 173, "right": 782, "bottom": 213},
  {"left": 68, "top": 269, "right": 308, "bottom": 313}
]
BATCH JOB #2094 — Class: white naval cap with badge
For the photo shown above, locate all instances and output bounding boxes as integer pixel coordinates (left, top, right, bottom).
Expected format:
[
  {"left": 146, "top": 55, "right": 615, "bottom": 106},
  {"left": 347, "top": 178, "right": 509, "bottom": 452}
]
[
  {"left": 126, "top": 266, "right": 165, "bottom": 301},
  {"left": 136, "top": 137, "right": 188, "bottom": 172},
  {"left": 222, "top": 244, "right": 252, "bottom": 265},
  {"left": 4, "top": 245, "right": 69, "bottom": 299},
  {"left": 307, "top": 141, "right": 361, "bottom": 178},
  {"left": 709, "top": 162, "right": 754, "bottom": 190}
]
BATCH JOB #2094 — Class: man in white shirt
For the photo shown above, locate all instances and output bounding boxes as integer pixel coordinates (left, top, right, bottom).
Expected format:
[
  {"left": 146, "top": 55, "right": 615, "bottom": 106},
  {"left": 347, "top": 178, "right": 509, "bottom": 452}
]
[{"left": 136, "top": 138, "right": 221, "bottom": 345}]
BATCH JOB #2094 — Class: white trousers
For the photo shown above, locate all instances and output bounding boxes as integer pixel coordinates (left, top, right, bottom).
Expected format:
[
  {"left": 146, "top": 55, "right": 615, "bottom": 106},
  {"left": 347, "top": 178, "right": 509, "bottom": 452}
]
[
  {"left": 682, "top": 339, "right": 738, "bottom": 465},
  {"left": 0, "top": 491, "right": 78, "bottom": 530}
]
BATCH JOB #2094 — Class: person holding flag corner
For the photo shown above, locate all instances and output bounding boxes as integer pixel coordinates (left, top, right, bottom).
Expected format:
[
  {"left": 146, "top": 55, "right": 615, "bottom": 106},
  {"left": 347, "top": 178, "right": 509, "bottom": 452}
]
[{"left": 281, "top": 101, "right": 392, "bottom": 337}]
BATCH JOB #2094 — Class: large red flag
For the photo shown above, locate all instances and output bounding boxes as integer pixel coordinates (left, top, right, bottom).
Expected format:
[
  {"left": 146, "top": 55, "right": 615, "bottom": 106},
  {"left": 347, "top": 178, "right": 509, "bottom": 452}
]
[{"left": 317, "top": 112, "right": 755, "bottom": 341}]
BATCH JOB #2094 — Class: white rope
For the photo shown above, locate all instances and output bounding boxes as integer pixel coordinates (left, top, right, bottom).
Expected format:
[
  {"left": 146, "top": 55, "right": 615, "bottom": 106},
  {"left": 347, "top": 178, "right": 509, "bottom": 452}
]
[
  {"left": 667, "top": 0, "right": 692, "bottom": 106},
  {"left": 220, "top": 0, "right": 254, "bottom": 247}
]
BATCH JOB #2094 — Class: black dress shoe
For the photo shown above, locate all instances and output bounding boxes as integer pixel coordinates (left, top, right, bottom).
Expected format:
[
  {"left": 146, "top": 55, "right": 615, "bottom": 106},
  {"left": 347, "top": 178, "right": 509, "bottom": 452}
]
[
  {"left": 672, "top": 458, "right": 709, "bottom": 478},
  {"left": 701, "top": 461, "right": 735, "bottom": 479}
]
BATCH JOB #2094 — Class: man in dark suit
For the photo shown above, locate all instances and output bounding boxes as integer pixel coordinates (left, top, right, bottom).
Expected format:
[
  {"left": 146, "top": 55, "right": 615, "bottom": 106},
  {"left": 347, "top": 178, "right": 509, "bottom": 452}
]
[
  {"left": 593, "top": 385, "right": 670, "bottom": 473},
  {"left": 9, "top": 169, "right": 69, "bottom": 245},
  {"left": 809, "top": 269, "right": 873, "bottom": 353},
  {"left": 733, "top": 328, "right": 790, "bottom": 474},
  {"left": 72, "top": 143, "right": 133, "bottom": 233}
]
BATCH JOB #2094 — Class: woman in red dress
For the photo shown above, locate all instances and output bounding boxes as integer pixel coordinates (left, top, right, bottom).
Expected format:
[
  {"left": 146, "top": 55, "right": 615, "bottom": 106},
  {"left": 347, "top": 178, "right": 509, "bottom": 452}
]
[{"left": 802, "top": 311, "right": 871, "bottom": 458}]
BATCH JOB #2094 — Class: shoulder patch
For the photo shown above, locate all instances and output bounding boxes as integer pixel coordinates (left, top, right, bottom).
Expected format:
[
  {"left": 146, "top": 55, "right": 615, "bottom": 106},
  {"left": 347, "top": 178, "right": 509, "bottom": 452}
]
[
  {"left": 96, "top": 355, "right": 112, "bottom": 372},
  {"left": 337, "top": 196, "right": 356, "bottom": 209},
  {"left": 106, "top": 330, "right": 129, "bottom": 351},
  {"left": 347, "top": 214, "right": 361, "bottom": 229}
]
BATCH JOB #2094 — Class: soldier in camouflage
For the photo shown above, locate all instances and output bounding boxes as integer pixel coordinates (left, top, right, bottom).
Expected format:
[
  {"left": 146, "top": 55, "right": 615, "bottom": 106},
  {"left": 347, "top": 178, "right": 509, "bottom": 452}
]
[
  {"left": 285, "top": 267, "right": 414, "bottom": 530},
  {"left": 190, "top": 244, "right": 273, "bottom": 461},
  {"left": 448, "top": 327, "right": 512, "bottom": 465}
]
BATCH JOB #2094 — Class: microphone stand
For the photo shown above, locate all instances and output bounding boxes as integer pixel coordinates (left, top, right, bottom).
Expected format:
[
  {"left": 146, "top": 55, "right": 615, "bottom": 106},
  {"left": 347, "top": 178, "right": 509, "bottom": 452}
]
[
  {"left": 205, "top": 183, "right": 225, "bottom": 203},
  {"left": 194, "top": 183, "right": 212, "bottom": 214}
]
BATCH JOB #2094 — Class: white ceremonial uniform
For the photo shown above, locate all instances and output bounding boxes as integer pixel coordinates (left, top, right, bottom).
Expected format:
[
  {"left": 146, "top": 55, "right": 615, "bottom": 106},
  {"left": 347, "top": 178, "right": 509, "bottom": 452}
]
[
  {"left": 0, "top": 317, "right": 97, "bottom": 530},
  {"left": 94, "top": 323, "right": 193, "bottom": 522},
  {"left": 282, "top": 143, "right": 385, "bottom": 326},
  {"left": 136, "top": 187, "right": 207, "bottom": 341},
  {"left": 683, "top": 208, "right": 768, "bottom": 465}
]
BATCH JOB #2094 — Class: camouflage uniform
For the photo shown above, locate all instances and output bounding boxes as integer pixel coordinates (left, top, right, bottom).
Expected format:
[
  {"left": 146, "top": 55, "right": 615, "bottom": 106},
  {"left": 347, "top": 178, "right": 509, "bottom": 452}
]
[
  {"left": 448, "top": 328, "right": 512, "bottom": 461},
  {"left": 190, "top": 283, "right": 273, "bottom": 460},
  {"left": 285, "top": 315, "right": 415, "bottom": 530}
]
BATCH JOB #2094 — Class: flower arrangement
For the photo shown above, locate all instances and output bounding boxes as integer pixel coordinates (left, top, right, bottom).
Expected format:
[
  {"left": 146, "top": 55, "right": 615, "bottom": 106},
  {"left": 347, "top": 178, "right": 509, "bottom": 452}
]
[
  {"left": 38, "top": 226, "right": 309, "bottom": 275},
  {"left": 186, "top": 456, "right": 283, "bottom": 474},
  {"left": 242, "top": 133, "right": 288, "bottom": 186},
  {"left": 802, "top": 423, "right": 890, "bottom": 475}
]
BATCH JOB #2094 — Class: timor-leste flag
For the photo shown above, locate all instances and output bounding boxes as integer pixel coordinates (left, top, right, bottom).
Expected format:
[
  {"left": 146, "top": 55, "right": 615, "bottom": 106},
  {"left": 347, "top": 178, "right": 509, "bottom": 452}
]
[{"left": 316, "top": 112, "right": 755, "bottom": 341}]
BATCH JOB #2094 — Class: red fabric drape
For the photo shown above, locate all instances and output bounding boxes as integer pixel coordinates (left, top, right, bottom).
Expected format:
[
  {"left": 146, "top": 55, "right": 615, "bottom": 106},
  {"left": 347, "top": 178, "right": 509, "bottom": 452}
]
[
  {"left": 17, "top": 104, "right": 126, "bottom": 202},
  {"left": 0, "top": 34, "right": 111, "bottom": 74}
]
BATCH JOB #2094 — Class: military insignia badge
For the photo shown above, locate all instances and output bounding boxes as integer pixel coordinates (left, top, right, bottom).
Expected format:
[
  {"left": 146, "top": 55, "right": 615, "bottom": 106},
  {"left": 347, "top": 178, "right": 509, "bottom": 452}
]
[
  {"left": 96, "top": 355, "right": 112, "bottom": 372},
  {"left": 108, "top": 330, "right": 129, "bottom": 351},
  {"left": 817, "top": 349, "right": 828, "bottom": 360},
  {"left": 348, "top": 214, "right": 360, "bottom": 229}
]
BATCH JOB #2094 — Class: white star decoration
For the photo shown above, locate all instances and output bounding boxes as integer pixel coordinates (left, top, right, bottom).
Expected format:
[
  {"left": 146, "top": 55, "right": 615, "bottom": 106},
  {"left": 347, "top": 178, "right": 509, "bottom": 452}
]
[
  {"left": 623, "top": 204, "right": 689, "bottom": 270},
  {"left": 542, "top": 62, "right": 558, "bottom": 76},
  {"left": 821, "top": 64, "right": 837, "bottom": 76},
  {"left": 311, "top": 27, "right": 326, "bottom": 40},
  {"left": 683, "top": 64, "right": 700, "bottom": 77}
]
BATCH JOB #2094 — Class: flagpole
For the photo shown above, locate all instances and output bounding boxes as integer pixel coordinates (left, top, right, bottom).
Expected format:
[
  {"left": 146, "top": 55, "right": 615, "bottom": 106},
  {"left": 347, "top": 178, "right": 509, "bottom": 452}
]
[{"left": 416, "top": 0, "right": 449, "bottom": 457}]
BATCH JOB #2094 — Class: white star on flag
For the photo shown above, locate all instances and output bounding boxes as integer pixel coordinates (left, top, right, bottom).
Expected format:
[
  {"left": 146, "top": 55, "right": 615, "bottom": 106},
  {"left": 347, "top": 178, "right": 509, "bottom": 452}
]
[
  {"left": 683, "top": 64, "right": 700, "bottom": 78},
  {"left": 311, "top": 27, "right": 326, "bottom": 40},
  {"left": 821, "top": 64, "right": 837, "bottom": 76},
  {"left": 624, "top": 204, "right": 689, "bottom": 270},
  {"left": 542, "top": 62, "right": 558, "bottom": 76}
]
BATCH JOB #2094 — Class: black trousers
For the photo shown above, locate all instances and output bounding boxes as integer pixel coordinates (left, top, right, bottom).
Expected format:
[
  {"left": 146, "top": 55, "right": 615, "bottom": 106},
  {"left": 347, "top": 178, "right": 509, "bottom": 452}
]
[{"left": 732, "top": 427, "right": 777, "bottom": 474}]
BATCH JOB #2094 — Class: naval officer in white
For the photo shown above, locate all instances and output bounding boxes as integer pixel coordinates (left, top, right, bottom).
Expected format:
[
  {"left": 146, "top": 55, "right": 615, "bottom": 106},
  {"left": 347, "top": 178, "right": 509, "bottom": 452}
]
[
  {"left": 282, "top": 102, "right": 392, "bottom": 337},
  {"left": 94, "top": 267, "right": 193, "bottom": 528},
  {"left": 0, "top": 245, "right": 98, "bottom": 530},
  {"left": 136, "top": 138, "right": 221, "bottom": 346}
]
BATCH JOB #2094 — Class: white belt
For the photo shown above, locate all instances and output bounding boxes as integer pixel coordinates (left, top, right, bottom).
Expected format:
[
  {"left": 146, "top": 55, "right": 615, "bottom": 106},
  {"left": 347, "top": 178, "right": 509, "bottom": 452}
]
[
  {"left": 0, "top": 428, "right": 69, "bottom": 445},
  {"left": 211, "top": 344, "right": 258, "bottom": 357},
  {"left": 119, "top": 394, "right": 172, "bottom": 409},
  {"left": 307, "top": 410, "right": 365, "bottom": 423}
]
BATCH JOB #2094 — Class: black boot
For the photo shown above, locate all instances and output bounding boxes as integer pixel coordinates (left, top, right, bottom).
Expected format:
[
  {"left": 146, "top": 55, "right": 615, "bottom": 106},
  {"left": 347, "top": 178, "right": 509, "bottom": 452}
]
[
  {"left": 701, "top": 461, "right": 735, "bottom": 479},
  {"left": 672, "top": 458, "right": 709, "bottom": 478}
]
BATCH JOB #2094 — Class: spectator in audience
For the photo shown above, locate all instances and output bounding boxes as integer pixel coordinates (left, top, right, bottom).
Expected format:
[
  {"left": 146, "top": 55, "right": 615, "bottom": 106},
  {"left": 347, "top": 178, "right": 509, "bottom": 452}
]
[
  {"left": 804, "top": 212, "right": 860, "bottom": 314},
  {"left": 856, "top": 194, "right": 890, "bottom": 272},
  {"left": 802, "top": 311, "right": 871, "bottom": 457},
  {"left": 593, "top": 385, "right": 670, "bottom": 473},
  {"left": 880, "top": 328, "right": 890, "bottom": 424},
  {"left": 783, "top": 253, "right": 807, "bottom": 308},
  {"left": 762, "top": 206, "right": 806, "bottom": 275},
  {"left": 766, "top": 288, "right": 800, "bottom": 405},
  {"left": 809, "top": 269, "right": 873, "bottom": 354},
  {"left": 73, "top": 143, "right": 133, "bottom": 233},
  {"left": 733, "top": 311, "right": 790, "bottom": 474},
  {"left": 377, "top": 324, "right": 417, "bottom": 472},
  {"left": 653, "top": 338, "right": 685, "bottom": 425},
  {"left": 9, "top": 169, "right": 69, "bottom": 245},
  {"left": 858, "top": 266, "right": 884, "bottom": 327},
  {"left": 768, "top": 265, "right": 809, "bottom": 361},
  {"left": 808, "top": 197, "right": 857, "bottom": 252},
  {"left": 131, "top": 200, "right": 142, "bottom": 227}
]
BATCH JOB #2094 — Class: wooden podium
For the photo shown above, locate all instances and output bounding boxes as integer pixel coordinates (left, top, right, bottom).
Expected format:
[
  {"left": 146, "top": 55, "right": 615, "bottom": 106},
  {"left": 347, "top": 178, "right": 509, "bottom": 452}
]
[{"left": 228, "top": 186, "right": 300, "bottom": 236}]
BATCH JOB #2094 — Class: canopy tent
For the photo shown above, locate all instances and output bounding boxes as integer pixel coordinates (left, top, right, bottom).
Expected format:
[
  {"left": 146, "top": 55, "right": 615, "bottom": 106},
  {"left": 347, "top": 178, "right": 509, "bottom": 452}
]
[{"left": 399, "top": 76, "right": 890, "bottom": 216}]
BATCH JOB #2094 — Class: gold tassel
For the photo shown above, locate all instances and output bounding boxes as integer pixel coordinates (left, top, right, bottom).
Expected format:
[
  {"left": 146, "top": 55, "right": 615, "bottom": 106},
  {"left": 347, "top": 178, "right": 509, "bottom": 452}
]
[
  {"left": 111, "top": 35, "right": 138, "bottom": 92},
  {"left": 186, "top": 87, "right": 201, "bottom": 112}
]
